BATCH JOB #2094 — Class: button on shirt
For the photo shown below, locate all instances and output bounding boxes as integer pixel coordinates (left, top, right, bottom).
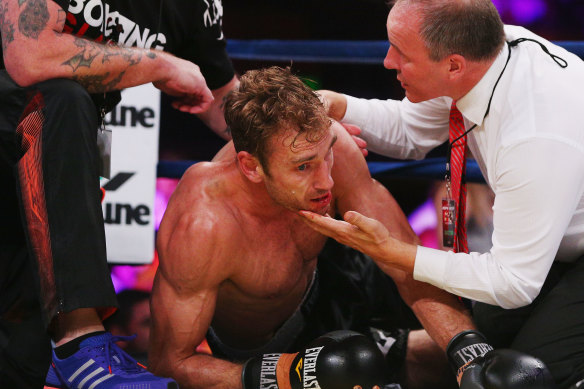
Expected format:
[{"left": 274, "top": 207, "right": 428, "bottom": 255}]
[{"left": 341, "top": 25, "right": 584, "bottom": 308}]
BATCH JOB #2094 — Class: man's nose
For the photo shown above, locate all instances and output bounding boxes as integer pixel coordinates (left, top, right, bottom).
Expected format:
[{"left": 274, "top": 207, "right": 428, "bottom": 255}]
[
  {"left": 384, "top": 45, "right": 398, "bottom": 70},
  {"left": 314, "top": 162, "right": 334, "bottom": 191}
]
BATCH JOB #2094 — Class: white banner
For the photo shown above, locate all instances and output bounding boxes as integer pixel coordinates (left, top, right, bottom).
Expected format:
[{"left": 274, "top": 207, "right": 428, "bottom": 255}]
[{"left": 100, "top": 84, "right": 160, "bottom": 264}]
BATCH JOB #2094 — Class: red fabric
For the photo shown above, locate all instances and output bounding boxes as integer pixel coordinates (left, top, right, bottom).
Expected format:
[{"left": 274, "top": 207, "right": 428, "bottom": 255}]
[
  {"left": 16, "top": 92, "right": 59, "bottom": 318},
  {"left": 449, "top": 102, "right": 469, "bottom": 253}
]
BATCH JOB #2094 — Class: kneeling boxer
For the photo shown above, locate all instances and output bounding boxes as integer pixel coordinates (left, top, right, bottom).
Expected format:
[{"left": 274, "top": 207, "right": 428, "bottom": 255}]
[{"left": 149, "top": 67, "right": 550, "bottom": 389}]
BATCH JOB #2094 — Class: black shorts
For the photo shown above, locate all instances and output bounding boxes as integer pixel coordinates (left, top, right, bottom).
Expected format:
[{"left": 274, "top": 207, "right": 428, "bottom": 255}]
[{"left": 207, "top": 239, "right": 419, "bottom": 377}]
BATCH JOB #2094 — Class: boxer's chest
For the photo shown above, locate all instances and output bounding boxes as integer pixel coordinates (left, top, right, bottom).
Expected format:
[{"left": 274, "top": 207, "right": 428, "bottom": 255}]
[
  {"left": 233, "top": 218, "right": 325, "bottom": 297},
  {"left": 211, "top": 220, "right": 325, "bottom": 345}
]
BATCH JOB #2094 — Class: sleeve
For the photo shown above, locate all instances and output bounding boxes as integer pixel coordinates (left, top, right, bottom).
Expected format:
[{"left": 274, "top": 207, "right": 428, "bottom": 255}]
[
  {"left": 179, "top": 0, "right": 235, "bottom": 90},
  {"left": 341, "top": 94, "right": 451, "bottom": 160},
  {"left": 413, "top": 137, "right": 584, "bottom": 308}
]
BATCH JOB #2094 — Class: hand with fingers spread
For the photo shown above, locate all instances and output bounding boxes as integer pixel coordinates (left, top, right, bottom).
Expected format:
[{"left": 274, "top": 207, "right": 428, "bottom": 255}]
[{"left": 298, "top": 210, "right": 416, "bottom": 274}]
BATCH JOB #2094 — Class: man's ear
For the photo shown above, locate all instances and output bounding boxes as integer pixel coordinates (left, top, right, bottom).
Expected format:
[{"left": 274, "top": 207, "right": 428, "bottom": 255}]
[
  {"left": 447, "top": 54, "right": 466, "bottom": 81},
  {"left": 237, "top": 151, "right": 265, "bottom": 183}
]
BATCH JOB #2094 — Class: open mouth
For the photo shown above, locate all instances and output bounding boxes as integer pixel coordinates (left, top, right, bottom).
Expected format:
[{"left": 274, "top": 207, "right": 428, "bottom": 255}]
[{"left": 311, "top": 192, "right": 332, "bottom": 207}]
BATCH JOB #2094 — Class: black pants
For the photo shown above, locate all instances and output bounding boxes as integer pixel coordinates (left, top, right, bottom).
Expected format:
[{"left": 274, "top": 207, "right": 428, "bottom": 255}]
[
  {"left": 473, "top": 257, "right": 584, "bottom": 389},
  {"left": 0, "top": 72, "right": 117, "bottom": 388}
]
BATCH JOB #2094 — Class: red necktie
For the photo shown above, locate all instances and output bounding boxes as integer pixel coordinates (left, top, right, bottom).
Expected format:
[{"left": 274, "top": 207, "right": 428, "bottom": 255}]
[{"left": 449, "top": 102, "right": 469, "bottom": 253}]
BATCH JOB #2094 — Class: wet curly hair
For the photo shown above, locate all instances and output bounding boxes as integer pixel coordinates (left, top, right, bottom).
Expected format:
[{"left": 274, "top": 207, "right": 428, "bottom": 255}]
[{"left": 224, "top": 66, "right": 331, "bottom": 175}]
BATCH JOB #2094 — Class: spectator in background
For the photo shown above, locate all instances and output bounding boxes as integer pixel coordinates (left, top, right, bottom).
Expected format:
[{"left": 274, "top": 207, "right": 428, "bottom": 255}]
[{"left": 104, "top": 290, "right": 152, "bottom": 366}]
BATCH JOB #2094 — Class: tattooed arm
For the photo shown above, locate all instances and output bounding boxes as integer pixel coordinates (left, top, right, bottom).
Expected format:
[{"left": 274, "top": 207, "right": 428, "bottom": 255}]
[{"left": 0, "top": 0, "right": 212, "bottom": 111}]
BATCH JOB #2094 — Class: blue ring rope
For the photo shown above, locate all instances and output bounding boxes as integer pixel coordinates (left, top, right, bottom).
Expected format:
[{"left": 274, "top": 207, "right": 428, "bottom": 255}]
[
  {"left": 158, "top": 40, "right": 584, "bottom": 182},
  {"left": 158, "top": 158, "right": 484, "bottom": 182},
  {"left": 226, "top": 40, "right": 584, "bottom": 63}
]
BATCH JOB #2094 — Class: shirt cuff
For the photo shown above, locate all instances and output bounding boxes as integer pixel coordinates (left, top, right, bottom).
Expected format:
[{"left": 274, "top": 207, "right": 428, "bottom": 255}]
[{"left": 413, "top": 245, "right": 449, "bottom": 289}]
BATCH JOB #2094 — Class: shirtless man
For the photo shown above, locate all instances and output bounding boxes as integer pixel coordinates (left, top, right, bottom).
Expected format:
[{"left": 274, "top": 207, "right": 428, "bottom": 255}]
[{"left": 149, "top": 66, "right": 476, "bottom": 389}]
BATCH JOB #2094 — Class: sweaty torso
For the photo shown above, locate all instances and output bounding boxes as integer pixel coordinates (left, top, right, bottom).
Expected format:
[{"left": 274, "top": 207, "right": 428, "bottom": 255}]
[
  {"left": 212, "top": 209, "right": 328, "bottom": 349},
  {"left": 162, "top": 149, "right": 336, "bottom": 349}
]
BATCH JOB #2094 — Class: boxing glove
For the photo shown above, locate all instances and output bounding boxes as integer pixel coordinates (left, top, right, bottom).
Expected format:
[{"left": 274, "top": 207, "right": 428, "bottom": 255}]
[
  {"left": 447, "top": 330, "right": 556, "bottom": 388},
  {"left": 447, "top": 330, "right": 494, "bottom": 382},
  {"left": 241, "top": 330, "right": 391, "bottom": 389}
]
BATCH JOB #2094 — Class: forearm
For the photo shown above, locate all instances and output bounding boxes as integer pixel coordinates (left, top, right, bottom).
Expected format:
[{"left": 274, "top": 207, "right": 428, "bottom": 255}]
[
  {"left": 149, "top": 268, "right": 240, "bottom": 389},
  {"left": 372, "top": 239, "right": 475, "bottom": 350},
  {"left": 195, "top": 76, "right": 239, "bottom": 140},
  {"left": 318, "top": 89, "right": 432, "bottom": 159},
  {"left": 403, "top": 281, "right": 474, "bottom": 350},
  {"left": 6, "top": 30, "right": 171, "bottom": 92},
  {"left": 151, "top": 352, "right": 243, "bottom": 389},
  {"left": 373, "top": 238, "right": 475, "bottom": 349},
  {"left": 196, "top": 99, "right": 230, "bottom": 140}
]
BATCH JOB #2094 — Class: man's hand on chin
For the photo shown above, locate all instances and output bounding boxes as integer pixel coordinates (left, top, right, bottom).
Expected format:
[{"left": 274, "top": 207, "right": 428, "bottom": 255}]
[{"left": 298, "top": 210, "right": 416, "bottom": 274}]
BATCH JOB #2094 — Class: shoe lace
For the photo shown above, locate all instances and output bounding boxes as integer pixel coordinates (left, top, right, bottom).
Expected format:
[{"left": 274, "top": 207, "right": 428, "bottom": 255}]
[{"left": 101, "top": 334, "right": 147, "bottom": 374}]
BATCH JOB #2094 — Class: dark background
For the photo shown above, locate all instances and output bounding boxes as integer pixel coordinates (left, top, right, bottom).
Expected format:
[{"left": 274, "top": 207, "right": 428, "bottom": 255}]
[{"left": 158, "top": 0, "right": 584, "bottom": 215}]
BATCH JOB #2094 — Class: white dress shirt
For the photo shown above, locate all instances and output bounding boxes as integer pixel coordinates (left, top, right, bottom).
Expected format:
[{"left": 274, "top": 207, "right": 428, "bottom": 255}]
[{"left": 342, "top": 25, "right": 584, "bottom": 308}]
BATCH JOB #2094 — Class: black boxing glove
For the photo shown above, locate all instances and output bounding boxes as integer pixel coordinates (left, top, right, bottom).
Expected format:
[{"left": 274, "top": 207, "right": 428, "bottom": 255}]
[
  {"left": 447, "top": 330, "right": 494, "bottom": 383},
  {"left": 459, "top": 349, "right": 556, "bottom": 389},
  {"left": 241, "top": 330, "right": 391, "bottom": 389},
  {"left": 447, "top": 330, "right": 555, "bottom": 388}
]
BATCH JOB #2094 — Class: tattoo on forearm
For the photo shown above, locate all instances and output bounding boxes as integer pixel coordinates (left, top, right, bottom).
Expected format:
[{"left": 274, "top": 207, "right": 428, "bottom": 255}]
[
  {"left": 18, "top": 0, "right": 49, "bottom": 39},
  {"left": 72, "top": 71, "right": 125, "bottom": 93},
  {"left": 0, "top": 3, "right": 15, "bottom": 50},
  {"left": 63, "top": 37, "right": 145, "bottom": 91},
  {"left": 62, "top": 38, "right": 104, "bottom": 71}
]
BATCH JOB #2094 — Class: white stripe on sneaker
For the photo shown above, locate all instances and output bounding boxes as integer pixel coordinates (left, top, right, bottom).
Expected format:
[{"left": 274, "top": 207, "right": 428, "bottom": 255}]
[
  {"left": 68, "top": 359, "right": 95, "bottom": 382},
  {"left": 77, "top": 367, "right": 104, "bottom": 389},
  {"left": 86, "top": 373, "right": 114, "bottom": 389}
]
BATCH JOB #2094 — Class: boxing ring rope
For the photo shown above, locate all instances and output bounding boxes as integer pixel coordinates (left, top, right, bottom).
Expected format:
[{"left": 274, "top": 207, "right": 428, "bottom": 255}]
[
  {"left": 157, "top": 40, "right": 584, "bottom": 182},
  {"left": 157, "top": 157, "right": 484, "bottom": 181},
  {"left": 226, "top": 39, "right": 584, "bottom": 64}
]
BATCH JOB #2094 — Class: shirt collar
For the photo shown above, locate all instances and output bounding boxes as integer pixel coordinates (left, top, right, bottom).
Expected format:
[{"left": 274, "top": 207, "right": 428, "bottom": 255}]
[{"left": 456, "top": 44, "right": 508, "bottom": 126}]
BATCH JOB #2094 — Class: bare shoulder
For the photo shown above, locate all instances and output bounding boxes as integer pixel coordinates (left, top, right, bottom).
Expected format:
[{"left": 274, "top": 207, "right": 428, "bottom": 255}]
[
  {"left": 156, "top": 161, "right": 241, "bottom": 290},
  {"left": 330, "top": 121, "right": 372, "bottom": 195},
  {"left": 164, "top": 159, "right": 236, "bottom": 218},
  {"left": 331, "top": 121, "right": 362, "bottom": 156}
]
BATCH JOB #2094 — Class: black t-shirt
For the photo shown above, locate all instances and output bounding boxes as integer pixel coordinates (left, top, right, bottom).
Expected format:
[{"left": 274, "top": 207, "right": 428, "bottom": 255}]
[{"left": 1, "top": 0, "right": 234, "bottom": 93}]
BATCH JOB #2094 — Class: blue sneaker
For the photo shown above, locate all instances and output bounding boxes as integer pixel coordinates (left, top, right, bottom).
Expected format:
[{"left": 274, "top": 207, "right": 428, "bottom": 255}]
[{"left": 45, "top": 332, "right": 178, "bottom": 389}]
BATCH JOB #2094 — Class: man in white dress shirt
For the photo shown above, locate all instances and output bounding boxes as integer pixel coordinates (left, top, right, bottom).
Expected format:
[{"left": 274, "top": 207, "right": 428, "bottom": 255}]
[{"left": 305, "top": 0, "right": 584, "bottom": 387}]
